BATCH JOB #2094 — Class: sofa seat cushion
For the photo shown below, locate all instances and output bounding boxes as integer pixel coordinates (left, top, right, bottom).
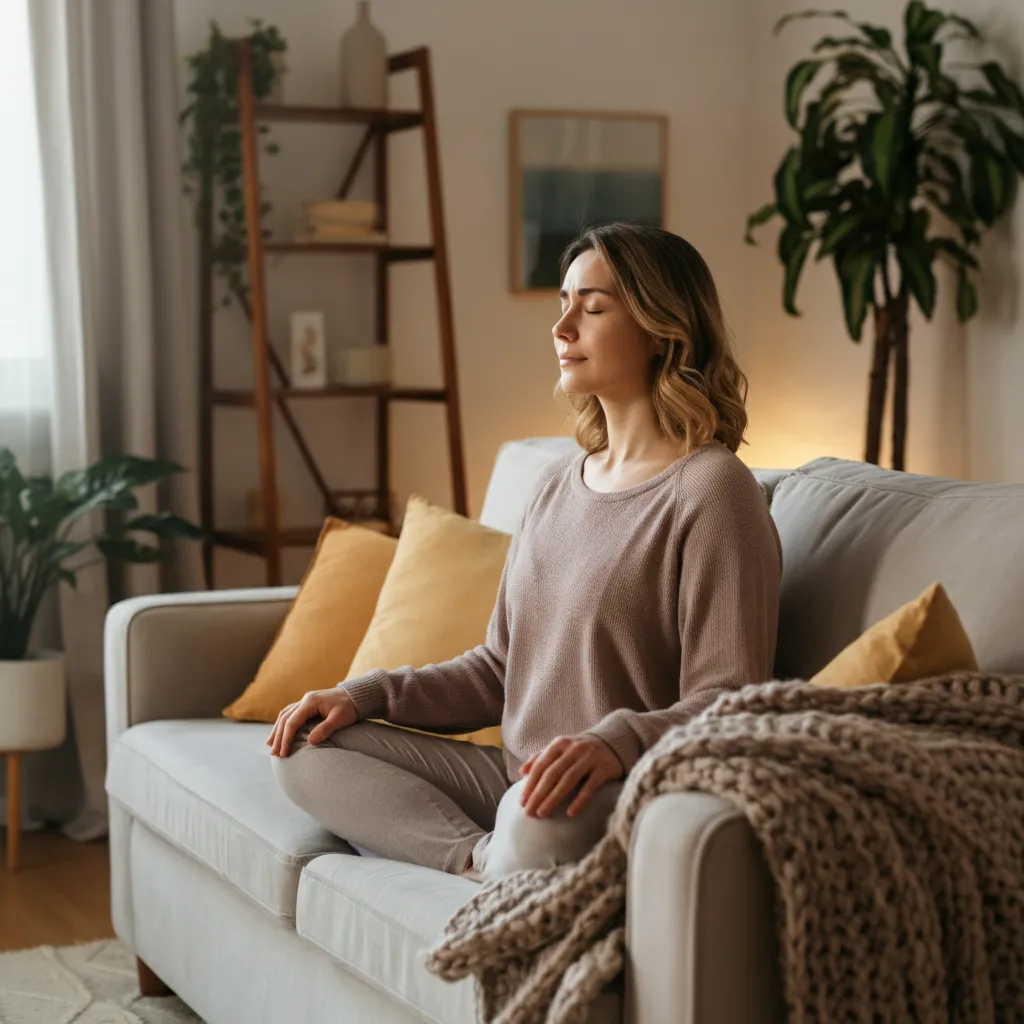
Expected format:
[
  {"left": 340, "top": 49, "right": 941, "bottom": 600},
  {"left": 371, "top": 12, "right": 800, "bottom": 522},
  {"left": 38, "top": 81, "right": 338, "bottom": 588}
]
[
  {"left": 295, "top": 856, "right": 478, "bottom": 1023},
  {"left": 295, "top": 855, "right": 625, "bottom": 1024},
  {"left": 106, "top": 719, "right": 353, "bottom": 920}
]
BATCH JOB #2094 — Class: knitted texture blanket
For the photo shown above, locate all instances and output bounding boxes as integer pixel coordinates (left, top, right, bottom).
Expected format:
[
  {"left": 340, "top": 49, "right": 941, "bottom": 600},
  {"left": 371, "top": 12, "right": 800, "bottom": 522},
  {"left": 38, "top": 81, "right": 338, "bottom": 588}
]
[{"left": 423, "top": 674, "right": 1024, "bottom": 1024}]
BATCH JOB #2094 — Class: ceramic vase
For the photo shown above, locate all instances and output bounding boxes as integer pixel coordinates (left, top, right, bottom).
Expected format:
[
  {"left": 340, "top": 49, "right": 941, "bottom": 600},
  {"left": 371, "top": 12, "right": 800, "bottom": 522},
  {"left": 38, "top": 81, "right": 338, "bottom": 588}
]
[{"left": 340, "top": 1, "right": 388, "bottom": 109}]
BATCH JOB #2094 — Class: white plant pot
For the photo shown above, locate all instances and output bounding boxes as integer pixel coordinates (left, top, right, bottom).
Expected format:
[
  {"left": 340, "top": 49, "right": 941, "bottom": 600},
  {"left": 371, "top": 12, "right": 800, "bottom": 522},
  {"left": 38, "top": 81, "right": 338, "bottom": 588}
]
[{"left": 0, "top": 650, "right": 67, "bottom": 751}]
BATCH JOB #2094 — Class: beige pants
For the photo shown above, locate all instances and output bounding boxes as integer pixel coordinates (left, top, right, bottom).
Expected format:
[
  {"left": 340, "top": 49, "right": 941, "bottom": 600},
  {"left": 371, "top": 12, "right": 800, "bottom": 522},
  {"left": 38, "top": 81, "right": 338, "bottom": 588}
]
[{"left": 271, "top": 720, "right": 622, "bottom": 879}]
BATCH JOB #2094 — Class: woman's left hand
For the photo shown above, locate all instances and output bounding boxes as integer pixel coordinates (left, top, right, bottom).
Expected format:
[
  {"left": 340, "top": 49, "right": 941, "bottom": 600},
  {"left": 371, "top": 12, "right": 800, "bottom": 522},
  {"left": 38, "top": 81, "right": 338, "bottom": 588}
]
[{"left": 519, "top": 734, "right": 624, "bottom": 818}]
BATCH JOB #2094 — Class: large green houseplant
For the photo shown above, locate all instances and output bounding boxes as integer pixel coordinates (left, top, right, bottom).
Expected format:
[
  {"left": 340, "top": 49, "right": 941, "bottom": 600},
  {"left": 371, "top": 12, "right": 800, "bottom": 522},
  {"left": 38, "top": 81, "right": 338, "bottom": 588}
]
[{"left": 746, "top": 1, "right": 1024, "bottom": 469}]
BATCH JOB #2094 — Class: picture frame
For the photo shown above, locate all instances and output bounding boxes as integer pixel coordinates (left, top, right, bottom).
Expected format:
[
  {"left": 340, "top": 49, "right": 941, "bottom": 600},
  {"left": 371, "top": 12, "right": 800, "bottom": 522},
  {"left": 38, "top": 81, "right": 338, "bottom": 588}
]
[
  {"left": 509, "top": 108, "right": 668, "bottom": 293},
  {"left": 289, "top": 311, "right": 327, "bottom": 389}
]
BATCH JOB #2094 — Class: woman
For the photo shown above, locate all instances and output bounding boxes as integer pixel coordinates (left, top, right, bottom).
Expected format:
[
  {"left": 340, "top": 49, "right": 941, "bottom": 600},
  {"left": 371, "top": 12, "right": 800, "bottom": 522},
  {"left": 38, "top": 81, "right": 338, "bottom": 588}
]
[{"left": 269, "top": 223, "right": 782, "bottom": 882}]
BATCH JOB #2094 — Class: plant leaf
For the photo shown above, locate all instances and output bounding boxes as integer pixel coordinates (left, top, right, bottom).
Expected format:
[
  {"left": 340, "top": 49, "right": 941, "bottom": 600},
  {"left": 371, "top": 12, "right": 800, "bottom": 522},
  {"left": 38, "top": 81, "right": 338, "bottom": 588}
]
[
  {"left": 836, "top": 251, "right": 875, "bottom": 340},
  {"left": 744, "top": 202, "right": 778, "bottom": 244},
  {"left": 981, "top": 62, "right": 1024, "bottom": 116},
  {"left": 96, "top": 537, "right": 164, "bottom": 563},
  {"left": 956, "top": 266, "right": 979, "bottom": 322},
  {"left": 123, "top": 512, "right": 206, "bottom": 541},
  {"left": 995, "top": 119, "right": 1024, "bottom": 175},
  {"left": 868, "top": 107, "right": 904, "bottom": 197},
  {"left": 818, "top": 212, "right": 863, "bottom": 256},
  {"left": 774, "top": 147, "right": 809, "bottom": 226},
  {"left": 786, "top": 60, "right": 823, "bottom": 127},
  {"left": 783, "top": 235, "right": 813, "bottom": 316},
  {"left": 897, "top": 242, "right": 937, "bottom": 319}
]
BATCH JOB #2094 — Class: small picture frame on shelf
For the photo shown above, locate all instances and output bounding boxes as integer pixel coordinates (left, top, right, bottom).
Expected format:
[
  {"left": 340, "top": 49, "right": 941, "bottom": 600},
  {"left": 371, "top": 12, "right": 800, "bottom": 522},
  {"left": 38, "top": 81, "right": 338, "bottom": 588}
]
[{"left": 290, "top": 311, "right": 327, "bottom": 389}]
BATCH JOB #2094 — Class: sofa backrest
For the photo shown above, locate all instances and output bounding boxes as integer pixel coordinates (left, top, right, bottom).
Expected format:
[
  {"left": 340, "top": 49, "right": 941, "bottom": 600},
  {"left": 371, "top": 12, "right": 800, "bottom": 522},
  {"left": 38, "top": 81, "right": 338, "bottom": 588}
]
[
  {"left": 481, "top": 440, "right": 1023, "bottom": 679},
  {"left": 770, "top": 457, "right": 1024, "bottom": 678},
  {"left": 479, "top": 437, "right": 582, "bottom": 533}
]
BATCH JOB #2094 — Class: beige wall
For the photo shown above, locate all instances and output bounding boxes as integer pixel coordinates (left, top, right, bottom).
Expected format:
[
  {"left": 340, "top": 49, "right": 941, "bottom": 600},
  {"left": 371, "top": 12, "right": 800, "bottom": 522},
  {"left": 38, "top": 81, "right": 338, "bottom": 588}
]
[
  {"left": 744, "top": 0, "right": 1024, "bottom": 479},
  {"left": 174, "top": 1, "right": 1024, "bottom": 585}
]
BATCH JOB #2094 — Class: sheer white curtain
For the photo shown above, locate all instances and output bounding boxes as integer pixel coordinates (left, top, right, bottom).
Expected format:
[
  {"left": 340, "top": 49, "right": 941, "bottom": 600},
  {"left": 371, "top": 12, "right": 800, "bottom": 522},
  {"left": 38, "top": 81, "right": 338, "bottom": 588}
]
[
  {"left": 2, "top": 0, "right": 202, "bottom": 839},
  {"left": 0, "top": 0, "right": 53, "bottom": 477}
]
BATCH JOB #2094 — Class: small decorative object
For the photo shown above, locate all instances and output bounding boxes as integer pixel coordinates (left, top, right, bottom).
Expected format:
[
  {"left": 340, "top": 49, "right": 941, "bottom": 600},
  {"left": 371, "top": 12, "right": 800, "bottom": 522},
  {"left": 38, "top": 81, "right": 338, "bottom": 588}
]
[
  {"left": 509, "top": 109, "right": 668, "bottom": 291},
  {"left": 290, "top": 311, "right": 328, "bottom": 389},
  {"left": 745, "top": 3, "right": 1024, "bottom": 471},
  {"left": 334, "top": 344, "right": 391, "bottom": 386},
  {"left": 340, "top": 1, "right": 388, "bottom": 109},
  {"left": 294, "top": 199, "right": 385, "bottom": 244},
  {"left": 0, "top": 447, "right": 202, "bottom": 868},
  {"left": 179, "top": 19, "right": 288, "bottom": 309}
]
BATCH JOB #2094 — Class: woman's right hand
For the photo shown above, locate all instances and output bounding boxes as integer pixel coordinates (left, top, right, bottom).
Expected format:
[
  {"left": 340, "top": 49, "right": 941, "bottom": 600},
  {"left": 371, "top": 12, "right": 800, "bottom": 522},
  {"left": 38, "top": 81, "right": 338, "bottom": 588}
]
[{"left": 267, "top": 687, "right": 358, "bottom": 757}]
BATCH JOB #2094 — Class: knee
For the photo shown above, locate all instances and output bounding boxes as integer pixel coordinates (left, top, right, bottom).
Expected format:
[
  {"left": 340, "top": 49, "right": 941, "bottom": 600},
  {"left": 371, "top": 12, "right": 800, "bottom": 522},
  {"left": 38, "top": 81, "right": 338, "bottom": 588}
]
[
  {"left": 481, "top": 779, "right": 620, "bottom": 877},
  {"left": 270, "top": 732, "right": 320, "bottom": 806}
]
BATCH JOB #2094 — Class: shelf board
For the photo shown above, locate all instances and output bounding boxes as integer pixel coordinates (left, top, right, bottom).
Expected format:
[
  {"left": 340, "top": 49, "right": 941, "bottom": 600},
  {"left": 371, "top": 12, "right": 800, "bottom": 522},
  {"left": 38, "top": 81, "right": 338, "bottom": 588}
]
[
  {"left": 212, "top": 385, "right": 447, "bottom": 406},
  {"left": 262, "top": 241, "right": 435, "bottom": 261},
  {"left": 214, "top": 520, "right": 393, "bottom": 553},
  {"left": 253, "top": 103, "right": 423, "bottom": 132}
]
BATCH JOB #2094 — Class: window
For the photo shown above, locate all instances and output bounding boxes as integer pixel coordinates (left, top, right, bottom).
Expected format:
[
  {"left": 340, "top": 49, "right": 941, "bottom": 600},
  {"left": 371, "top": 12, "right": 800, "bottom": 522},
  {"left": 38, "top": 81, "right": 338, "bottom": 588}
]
[{"left": 0, "top": 0, "right": 52, "bottom": 414}]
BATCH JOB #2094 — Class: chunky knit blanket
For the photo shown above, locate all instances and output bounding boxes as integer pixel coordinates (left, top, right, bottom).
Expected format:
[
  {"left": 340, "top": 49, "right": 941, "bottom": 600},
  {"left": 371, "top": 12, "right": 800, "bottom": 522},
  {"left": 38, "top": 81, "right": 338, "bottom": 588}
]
[{"left": 423, "top": 674, "right": 1024, "bottom": 1024}]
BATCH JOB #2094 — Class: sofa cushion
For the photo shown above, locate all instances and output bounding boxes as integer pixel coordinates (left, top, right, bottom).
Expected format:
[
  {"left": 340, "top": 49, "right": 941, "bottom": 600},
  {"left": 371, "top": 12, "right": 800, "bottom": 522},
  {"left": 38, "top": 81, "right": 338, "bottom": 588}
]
[
  {"left": 294, "top": 855, "right": 621, "bottom": 1024},
  {"left": 106, "top": 720, "right": 353, "bottom": 919},
  {"left": 771, "top": 457, "right": 1024, "bottom": 680},
  {"left": 295, "top": 855, "right": 477, "bottom": 1023}
]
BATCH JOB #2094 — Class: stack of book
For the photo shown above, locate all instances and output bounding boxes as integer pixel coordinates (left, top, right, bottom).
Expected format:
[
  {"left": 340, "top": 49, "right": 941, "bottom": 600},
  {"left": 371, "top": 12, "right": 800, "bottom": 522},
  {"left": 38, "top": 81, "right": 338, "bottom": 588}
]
[{"left": 294, "top": 200, "right": 386, "bottom": 244}]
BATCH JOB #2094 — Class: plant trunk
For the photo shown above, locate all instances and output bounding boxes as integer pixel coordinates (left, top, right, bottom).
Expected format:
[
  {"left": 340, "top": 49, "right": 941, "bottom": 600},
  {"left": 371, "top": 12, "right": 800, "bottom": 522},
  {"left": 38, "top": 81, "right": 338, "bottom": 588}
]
[
  {"left": 864, "top": 303, "right": 893, "bottom": 466},
  {"left": 890, "top": 292, "right": 910, "bottom": 472}
]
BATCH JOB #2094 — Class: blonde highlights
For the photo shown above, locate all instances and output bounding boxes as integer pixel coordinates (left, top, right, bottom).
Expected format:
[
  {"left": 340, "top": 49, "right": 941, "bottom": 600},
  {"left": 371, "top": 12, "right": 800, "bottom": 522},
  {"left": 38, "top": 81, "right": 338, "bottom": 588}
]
[{"left": 556, "top": 223, "right": 748, "bottom": 455}]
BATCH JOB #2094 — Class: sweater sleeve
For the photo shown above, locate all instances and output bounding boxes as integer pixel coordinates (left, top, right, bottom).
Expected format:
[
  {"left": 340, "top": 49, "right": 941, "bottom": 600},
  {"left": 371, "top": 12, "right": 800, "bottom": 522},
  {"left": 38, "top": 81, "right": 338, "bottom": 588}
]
[{"left": 584, "top": 465, "right": 782, "bottom": 772}]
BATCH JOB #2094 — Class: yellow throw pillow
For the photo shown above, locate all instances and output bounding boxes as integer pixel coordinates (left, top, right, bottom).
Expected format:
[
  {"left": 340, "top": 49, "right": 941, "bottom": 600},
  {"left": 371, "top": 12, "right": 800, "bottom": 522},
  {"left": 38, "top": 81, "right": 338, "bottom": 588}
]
[
  {"left": 810, "top": 582, "right": 977, "bottom": 689},
  {"left": 222, "top": 519, "right": 397, "bottom": 722},
  {"left": 349, "top": 494, "right": 510, "bottom": 747}
]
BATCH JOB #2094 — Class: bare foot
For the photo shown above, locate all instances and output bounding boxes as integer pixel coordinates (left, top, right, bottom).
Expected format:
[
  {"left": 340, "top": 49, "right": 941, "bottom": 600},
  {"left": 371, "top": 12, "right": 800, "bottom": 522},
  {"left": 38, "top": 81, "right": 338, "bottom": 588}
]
[{"left": 459, "top": 852, "right": 484, "bottom": 882}]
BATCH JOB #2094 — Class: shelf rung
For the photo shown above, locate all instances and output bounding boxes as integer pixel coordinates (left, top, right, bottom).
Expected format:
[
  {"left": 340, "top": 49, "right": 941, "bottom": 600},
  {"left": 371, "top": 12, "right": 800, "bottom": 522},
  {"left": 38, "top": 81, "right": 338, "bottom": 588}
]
[
  {"left": 252, "top": 103, "right": 423, "bottom": 132},
  {"left": 211, "top": 385, "right": 447, "bottom": 406},
  {"left": 261, "top": 241, "right": 435, "bottom": 261},
  {"left": 213, "top": 520, "right": 393, "bottom": 553}
]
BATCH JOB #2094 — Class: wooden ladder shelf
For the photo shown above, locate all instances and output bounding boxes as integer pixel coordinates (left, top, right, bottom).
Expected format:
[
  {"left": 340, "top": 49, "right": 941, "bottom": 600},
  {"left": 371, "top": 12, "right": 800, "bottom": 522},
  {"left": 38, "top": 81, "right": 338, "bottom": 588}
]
[{"left": 197, "top": 40, "right": 466, "bottom": 587}]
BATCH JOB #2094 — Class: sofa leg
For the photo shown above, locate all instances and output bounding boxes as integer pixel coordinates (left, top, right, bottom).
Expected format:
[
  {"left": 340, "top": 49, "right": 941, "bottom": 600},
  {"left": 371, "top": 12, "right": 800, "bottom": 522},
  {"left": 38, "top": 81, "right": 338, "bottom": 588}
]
[{"left": 136, "top": 956, "right": 172, "bottom": 997}]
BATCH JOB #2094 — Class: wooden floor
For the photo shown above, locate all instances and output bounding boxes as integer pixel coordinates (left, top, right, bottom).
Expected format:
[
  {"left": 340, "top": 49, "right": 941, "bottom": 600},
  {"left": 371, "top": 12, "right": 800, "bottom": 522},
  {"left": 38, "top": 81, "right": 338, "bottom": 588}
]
[{"left": 0, "top": 828, "right": 114, "bottom": 952}]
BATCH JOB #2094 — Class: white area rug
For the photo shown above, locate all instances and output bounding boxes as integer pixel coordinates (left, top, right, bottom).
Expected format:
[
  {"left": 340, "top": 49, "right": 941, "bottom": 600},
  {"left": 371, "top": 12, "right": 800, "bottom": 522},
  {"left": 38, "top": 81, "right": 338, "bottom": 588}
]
[{"left": 0, "top": 940, "right": 202, "bottom": 1023}]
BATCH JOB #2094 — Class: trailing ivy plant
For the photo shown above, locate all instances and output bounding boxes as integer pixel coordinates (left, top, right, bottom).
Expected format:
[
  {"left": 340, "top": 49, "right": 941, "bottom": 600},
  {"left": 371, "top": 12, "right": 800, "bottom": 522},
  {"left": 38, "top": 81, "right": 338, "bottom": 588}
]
[
  {"left": 746, "top": 2, "right": 1024, "bottom": 469},
  {"left": 180, "top": 19, "right": 287, "bottom": 308}
]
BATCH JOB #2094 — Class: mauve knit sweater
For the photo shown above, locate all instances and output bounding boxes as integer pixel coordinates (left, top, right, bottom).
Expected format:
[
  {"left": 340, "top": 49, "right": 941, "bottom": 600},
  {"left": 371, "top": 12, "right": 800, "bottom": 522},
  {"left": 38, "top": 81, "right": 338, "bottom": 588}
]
[{"left": 338, "top": 440, "right": 783, "bottom": 780}]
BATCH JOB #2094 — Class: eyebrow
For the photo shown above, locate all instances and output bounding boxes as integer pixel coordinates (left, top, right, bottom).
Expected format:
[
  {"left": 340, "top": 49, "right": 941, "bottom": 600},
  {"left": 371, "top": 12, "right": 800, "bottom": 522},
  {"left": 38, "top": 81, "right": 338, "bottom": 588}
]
[{"left": 558, "top": 287, "right": 616, "bottom": 300}]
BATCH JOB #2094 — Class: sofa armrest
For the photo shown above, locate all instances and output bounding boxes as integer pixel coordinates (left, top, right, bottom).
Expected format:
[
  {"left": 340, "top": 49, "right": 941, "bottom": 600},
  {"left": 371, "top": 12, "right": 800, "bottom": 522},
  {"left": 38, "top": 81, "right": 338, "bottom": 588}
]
[
  {"left": 104, "top": 586, "right": 298, "bottom": 744},
  {"left": 625, "top": 792, "right": 785, "bottom": 1024}
]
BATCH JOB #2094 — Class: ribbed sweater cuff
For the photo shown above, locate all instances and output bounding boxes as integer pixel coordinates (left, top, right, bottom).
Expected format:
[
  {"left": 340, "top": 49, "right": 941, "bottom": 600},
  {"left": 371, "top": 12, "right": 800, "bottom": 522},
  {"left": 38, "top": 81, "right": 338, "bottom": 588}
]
[
  {"left": 585, "top": 720, "right": 644, "bottom": 775},
  {"left": 336, "top": 670, "right": 389, "bottom": 720}
]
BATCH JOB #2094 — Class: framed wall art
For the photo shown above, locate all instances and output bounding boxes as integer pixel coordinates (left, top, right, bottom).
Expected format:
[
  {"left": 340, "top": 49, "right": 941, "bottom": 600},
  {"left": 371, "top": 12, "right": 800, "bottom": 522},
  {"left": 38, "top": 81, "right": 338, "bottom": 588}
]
[{"left": 509, "top": 109, "right": 668, "bottom": 292}]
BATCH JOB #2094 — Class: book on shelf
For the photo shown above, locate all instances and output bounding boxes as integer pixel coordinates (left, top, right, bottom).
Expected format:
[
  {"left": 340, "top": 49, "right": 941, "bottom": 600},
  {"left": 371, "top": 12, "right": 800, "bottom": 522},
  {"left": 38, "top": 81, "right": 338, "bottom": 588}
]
[
  {"left": 292, "top": 226, "right": 388, "bottom": 244},
  {"left": 301, "top": 199, "right": 378, "bottom": 227}
]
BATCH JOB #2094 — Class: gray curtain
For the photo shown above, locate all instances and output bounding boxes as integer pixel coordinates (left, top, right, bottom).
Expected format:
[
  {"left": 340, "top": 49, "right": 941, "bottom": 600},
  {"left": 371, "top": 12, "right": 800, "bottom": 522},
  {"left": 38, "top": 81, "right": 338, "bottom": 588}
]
[{"left": 21, "top": 0, "right": 201, "bottom": 840}]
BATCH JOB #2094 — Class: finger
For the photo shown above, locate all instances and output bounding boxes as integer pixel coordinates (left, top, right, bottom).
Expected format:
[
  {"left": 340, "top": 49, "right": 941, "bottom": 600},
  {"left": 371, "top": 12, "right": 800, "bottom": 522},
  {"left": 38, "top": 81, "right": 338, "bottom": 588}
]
[
  {"left": 519, "top": 754, "right": 536, "bottom": 775},
  {"left": 308, "top": 707, "right": 343, "bottom": 745},
  {"left": 270, "top": 703, "right": 298, "bottom": 755},
  {"left": 565, "top": 768, "right": 612, "bottom": 818},
  {"left": 278, "top": 702, "right": 312, "bottom": 758},
  {"left": 535, "top": 756, "right": 591, "bottom": 818},
  {"left": 520, "top": 739, "right": 568, "bottom": 804},
  {"left": 523, "top": 747, "right": 580, "bottom": 816},
  {"left": 269, "top": 705, "right": 293, "bottom": 756}
]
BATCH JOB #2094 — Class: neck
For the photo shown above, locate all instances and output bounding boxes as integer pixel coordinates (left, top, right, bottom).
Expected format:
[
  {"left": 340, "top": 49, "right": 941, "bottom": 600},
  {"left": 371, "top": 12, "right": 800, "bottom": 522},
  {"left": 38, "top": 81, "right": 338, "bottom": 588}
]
[{"left": 597, "top": 397, "right": 677, "bottom": 468}]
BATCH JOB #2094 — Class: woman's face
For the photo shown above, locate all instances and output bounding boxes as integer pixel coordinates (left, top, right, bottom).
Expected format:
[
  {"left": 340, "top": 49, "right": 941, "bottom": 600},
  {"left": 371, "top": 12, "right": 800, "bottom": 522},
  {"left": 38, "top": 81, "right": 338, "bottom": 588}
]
[{"left": 552, "top": 249, "right": 659, "bottom": 400}]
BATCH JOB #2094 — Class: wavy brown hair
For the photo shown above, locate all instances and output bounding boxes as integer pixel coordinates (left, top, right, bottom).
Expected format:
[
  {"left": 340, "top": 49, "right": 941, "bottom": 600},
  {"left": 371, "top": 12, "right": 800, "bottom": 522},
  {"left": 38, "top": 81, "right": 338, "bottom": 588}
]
[{"left": 556, "top": 222, "right": 748, "bottom": 455}]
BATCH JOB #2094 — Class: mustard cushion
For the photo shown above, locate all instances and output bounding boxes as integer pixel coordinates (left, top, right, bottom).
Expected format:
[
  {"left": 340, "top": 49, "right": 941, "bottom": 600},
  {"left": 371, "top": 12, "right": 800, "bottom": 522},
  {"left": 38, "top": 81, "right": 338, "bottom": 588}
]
[
  {"left": 810, "top": 582, "right": 978, "bottom": 689},
  {"left": 351, "top": 494, "right": 510, "bottom": 747},
  {"left": 222, "top": 518, "right": 397, "bottom": 722}
]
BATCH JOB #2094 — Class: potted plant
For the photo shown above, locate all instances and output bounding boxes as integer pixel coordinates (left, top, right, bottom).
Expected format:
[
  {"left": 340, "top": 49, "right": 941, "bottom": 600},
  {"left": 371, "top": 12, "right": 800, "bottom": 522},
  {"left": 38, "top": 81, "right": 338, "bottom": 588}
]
[
  {"left": 745, "top": 1, "right": 1024, "bottom": 469},
  {"left": 179, "top": 19, "right": 287, "bottom": 309},
  {"left": 0, "top": 447, "right": 203, "bottom": 754}
]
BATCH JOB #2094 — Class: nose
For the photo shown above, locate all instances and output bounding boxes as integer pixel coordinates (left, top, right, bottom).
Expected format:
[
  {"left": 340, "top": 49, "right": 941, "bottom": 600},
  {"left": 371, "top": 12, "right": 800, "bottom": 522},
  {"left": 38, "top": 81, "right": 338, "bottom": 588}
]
[{"left": 552, "top": 308, "right": 575, "bottom": 343}]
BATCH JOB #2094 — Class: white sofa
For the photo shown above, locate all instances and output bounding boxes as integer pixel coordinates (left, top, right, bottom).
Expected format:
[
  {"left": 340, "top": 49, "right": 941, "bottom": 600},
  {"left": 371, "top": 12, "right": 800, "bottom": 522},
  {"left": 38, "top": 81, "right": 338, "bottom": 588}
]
[{"left": 104, "top": 437, "right": 1024, "bottom": 1024}]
